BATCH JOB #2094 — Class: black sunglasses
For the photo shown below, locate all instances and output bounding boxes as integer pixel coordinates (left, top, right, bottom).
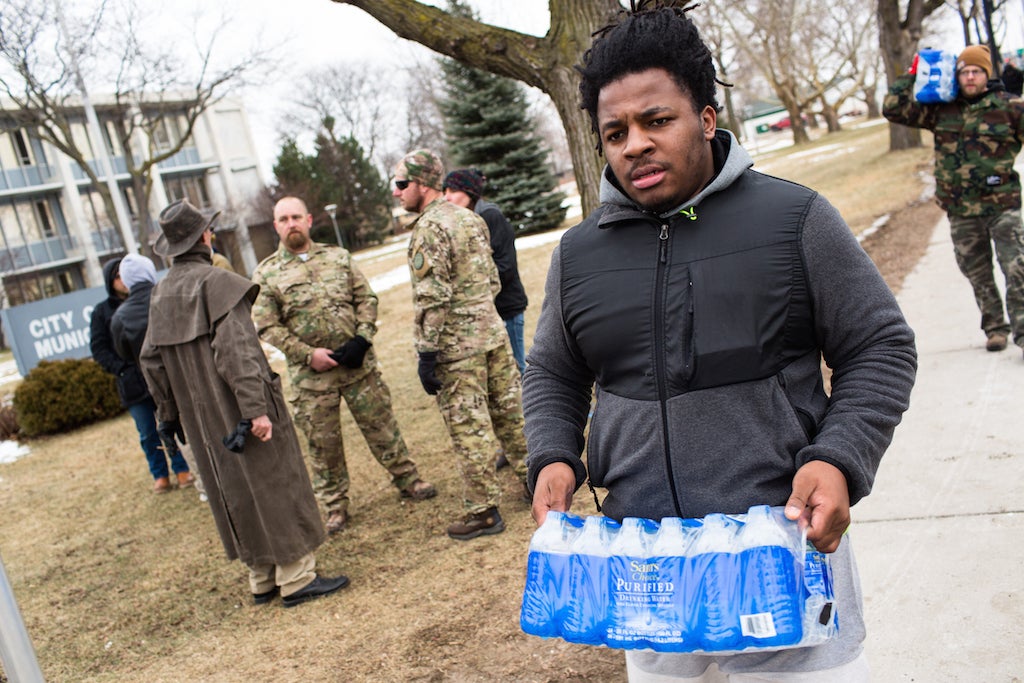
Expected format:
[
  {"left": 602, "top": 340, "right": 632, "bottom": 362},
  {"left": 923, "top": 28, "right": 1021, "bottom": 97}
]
[{"left": 395, "top": 179, "right": 412, "bottom": 190}]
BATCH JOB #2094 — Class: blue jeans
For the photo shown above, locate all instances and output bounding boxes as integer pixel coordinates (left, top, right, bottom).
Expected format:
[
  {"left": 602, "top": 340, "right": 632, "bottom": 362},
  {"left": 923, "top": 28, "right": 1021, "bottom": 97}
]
[
  {"left": 504, "top": 313, "right": 526, "bottom": 375},
  {"left": 127, "top": 397, "right": 188, "bottom": 480}
]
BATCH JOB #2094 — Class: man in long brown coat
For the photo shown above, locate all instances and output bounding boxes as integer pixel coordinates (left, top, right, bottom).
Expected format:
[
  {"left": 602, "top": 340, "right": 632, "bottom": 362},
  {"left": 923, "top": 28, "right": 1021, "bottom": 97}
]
[{"left": 140, "top": 198, "right": 349, "bottom": 608}]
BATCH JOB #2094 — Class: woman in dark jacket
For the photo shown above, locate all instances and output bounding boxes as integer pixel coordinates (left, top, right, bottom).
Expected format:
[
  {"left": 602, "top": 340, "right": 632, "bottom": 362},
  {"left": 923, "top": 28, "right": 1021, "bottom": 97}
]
[{"left": 90, "top": 255, "right": 191, "bottom": 493}]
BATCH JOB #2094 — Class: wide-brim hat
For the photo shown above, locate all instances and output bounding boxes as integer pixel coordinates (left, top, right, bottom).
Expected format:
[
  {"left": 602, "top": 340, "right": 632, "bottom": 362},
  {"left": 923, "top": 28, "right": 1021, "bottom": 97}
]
[{"left": 154, "top": 199, "right": 220, "bottom": 258}]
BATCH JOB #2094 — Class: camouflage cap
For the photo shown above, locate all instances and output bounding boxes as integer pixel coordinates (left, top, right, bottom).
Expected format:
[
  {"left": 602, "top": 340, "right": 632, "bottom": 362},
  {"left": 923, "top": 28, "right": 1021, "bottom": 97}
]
[{"left": 396, "top": 149, "right": 444, "bottom": 190}]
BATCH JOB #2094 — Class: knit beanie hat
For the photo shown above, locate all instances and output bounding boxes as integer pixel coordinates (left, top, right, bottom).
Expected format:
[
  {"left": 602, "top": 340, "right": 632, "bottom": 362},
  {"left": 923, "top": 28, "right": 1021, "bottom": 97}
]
[
  {"left": 395, "top": 149, "right": 444, "bottom": 190},
  {"left": 118, "top": 253, "right": 157, "bottom": 290},
  {"left": 957, "top": 45, "right": 992, "bottom": 78},
  {"left": 443, "top": 169, "right": 486, "bottom": 200}
]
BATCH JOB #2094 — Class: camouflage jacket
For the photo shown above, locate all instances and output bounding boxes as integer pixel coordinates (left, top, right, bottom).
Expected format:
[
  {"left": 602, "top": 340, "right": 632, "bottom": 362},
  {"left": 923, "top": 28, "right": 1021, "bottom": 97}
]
[
  {"left": 407, "top": 197, "right": 505, "bottom": 361},
  {"left": 252, "top": 241, "right": 377, "bottom": 390},
  {"left": 883, "top": 73, "right": 1024, "bottom": 217}
]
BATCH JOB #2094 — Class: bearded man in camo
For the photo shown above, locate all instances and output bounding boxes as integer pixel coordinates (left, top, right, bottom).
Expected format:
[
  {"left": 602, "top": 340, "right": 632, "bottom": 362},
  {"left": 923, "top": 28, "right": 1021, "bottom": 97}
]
[
  {"left": 393, "top": 149, "right": 530, "bottom": 541},
  {"left": 252, "top": 195, "right": 436, "bottom": 535},
  {"left": 884, "top": 44, "right": 1024, "bottom": 358}
]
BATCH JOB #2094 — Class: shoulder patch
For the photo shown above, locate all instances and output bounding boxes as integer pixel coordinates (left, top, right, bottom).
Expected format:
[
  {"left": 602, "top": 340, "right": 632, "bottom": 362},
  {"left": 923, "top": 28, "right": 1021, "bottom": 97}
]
[{"left": 411, "top": 249, "right": 430, "bottom": 278}]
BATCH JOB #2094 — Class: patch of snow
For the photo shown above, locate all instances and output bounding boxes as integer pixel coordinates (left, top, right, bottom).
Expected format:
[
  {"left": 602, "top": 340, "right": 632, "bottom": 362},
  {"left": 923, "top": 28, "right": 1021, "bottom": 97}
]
[{"left": 0, "top": 440, "right": 31, "bottom": 465}]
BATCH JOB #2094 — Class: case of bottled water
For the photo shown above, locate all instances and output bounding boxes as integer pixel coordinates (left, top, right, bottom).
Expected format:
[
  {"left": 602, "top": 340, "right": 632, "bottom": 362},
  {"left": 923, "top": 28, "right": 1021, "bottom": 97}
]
[
  {"left": 914, "top": 49, "right": 959, "bottom": 103},
  {"left": 520, "top": 506, "right": 837, "bottom": 654}
]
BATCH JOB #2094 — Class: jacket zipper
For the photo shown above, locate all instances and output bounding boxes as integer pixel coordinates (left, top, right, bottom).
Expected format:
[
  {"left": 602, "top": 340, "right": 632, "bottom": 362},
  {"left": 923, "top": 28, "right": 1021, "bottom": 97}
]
[{"left": 653, "top": 222, "right": 683, "bottom": 517}]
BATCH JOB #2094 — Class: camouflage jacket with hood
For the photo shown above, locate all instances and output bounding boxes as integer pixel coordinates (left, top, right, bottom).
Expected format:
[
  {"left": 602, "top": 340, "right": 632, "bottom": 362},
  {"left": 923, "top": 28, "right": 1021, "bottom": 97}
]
[{"left": 883, "top": 73, "right": 1024, "bottom": 217}]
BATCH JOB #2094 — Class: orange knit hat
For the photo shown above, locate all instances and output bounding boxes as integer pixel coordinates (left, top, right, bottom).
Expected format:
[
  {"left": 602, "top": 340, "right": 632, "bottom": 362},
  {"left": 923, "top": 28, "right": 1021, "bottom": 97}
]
[{"left": 957, "top": 45, "right": 992, "bottom": 78}]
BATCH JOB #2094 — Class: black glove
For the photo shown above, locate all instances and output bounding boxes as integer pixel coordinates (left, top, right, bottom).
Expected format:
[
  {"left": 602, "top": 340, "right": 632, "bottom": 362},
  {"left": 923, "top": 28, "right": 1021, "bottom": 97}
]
[
  {"left": 157, "top": 419, "right": 186, "bottom": 445},
  {"left": 222, "top": 419, "right": 253, "bottom": 454},
  {"left": 329, "top": 335, "right": 372, "bottom": 368},
  {"left": 417, "top": 351, "right": 443, "bottom": 395}
]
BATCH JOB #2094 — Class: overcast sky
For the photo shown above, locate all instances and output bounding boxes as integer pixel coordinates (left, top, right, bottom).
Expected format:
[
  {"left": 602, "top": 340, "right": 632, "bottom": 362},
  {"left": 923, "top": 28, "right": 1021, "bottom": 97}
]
[
  {"left": 161, "top": 0, "right": 556, "bottom": 181},
  {"left": 123, "top": 0, "right": 1024, "bottom": 183}
]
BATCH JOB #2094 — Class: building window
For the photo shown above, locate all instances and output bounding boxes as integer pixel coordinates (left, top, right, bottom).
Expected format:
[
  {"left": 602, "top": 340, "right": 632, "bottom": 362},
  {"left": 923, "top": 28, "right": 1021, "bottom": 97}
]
[
  {"left": 12, "top": 129, "right": 32, "bottom": 166},
  {"left": 35, "top": 200, "right": 55, "bottom": 238},
  {"left": 164, "top": 174, "right": 211, "bottom": 209},
  {"left": 3, "top": 265, "right": 84, "bottom": 307}
]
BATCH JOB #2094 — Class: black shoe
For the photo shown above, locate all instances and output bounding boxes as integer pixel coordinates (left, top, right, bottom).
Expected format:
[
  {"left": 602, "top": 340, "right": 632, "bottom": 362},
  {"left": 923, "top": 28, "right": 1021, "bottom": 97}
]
[
  {"left": 325, "top": 511, "right": 348, "bottom": 535},
  {"left": 495, "top": 451, "right": 509, "bottom": 470},
  {"left": 282, "top": 574, "right": 350, "bottom": 608},
  {"left": 447, "top": 507, "right": 505, "bottom": 540},
  {"left": 252, "top": 586, "right": 279, "bottom": 605}
]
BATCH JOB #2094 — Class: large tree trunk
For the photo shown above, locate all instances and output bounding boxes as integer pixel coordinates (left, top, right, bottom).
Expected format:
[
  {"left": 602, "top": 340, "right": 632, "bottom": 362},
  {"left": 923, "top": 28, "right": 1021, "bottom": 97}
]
[
  {"left": 876, "top": 0, "right": 946, "bottom": 151},
  {"left": 332, "top": 0, "right": 619, "bottom": 216}
]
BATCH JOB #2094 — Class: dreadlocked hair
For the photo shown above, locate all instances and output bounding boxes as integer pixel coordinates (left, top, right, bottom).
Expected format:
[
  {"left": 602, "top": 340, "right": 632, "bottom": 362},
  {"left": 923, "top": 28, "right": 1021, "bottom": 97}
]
[{"left": 577, "top": 1, "right": 725, "bottom": 152}]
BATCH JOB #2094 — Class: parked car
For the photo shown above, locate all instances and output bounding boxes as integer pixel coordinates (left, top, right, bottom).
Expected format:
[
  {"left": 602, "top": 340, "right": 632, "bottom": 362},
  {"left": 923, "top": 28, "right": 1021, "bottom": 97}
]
[{"left": 769, "top": 116, "right": 798, "bottom": 132}]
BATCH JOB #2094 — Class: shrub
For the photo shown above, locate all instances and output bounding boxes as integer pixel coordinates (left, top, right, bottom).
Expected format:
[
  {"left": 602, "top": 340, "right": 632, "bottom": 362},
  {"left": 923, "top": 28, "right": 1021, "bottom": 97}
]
[
  {"left": 0, "top": 400, "right": 19, "bottom": 440},
  {"left": 13, "top": 359, "right": 123, "bottom": 437}
]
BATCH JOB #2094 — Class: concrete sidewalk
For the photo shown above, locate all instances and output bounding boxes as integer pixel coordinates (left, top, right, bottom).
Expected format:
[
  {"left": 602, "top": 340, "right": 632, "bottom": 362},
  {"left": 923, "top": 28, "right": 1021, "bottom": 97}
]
[{"left": 854, "top": 216, "right": 1024, "bottom": 681}]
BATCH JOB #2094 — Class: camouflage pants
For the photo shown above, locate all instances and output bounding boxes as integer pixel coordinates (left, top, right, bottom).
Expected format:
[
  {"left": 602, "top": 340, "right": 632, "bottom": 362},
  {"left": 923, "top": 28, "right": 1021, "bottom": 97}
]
[
  {"left": 435, "top": 344, "right": 528, "bottom": 514},
  {"left": 949, "top": 209, "right": 1024, "bottom": 345},
  {"left": 289, "top": 367, "right": 419, "bottom": 516}
]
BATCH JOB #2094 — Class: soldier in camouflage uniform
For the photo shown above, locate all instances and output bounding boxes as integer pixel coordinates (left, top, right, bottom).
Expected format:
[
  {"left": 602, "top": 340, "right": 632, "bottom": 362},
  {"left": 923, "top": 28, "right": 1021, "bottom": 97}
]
[
  {"left": 884, "top": 44, "right": 1024, "bottom": 357},
  {"left": 393, "top": 149, "right": 530, "bottom": 541},
  {"left": 252, "top": 196, "right": 436, "bottom": 535}
]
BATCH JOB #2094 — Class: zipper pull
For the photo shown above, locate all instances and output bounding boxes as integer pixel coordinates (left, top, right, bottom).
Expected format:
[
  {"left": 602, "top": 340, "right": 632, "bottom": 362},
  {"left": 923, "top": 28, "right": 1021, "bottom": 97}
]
[{"left": 659, "top": 224, "right": 668, "bottom": 263}]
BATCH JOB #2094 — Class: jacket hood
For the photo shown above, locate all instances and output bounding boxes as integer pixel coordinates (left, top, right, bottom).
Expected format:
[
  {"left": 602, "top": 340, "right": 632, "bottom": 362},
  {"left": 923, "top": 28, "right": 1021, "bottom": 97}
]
[
  {"left": 598, "top": 128, "right": 754, "bottom": 218},
  {"left": 102, "top": 258, "right": 123, "bottom": 299}
]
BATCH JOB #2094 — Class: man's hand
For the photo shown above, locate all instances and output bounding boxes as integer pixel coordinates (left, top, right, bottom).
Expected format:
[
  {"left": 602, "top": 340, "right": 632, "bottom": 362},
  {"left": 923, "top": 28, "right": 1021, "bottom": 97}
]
[
  {"left": 250, "top": 415, "right": 273, "bottom": 442},
  {"left": 157, "top": 419, "right": 186, "bottom": 445},
  {"left": 309, "top": 347, "right": 339, "bottom": 372},
  {"left": 531, "top": 462, "right": 576, "bottom": 526},
  {"left": 417, "top": 352, "right": 443, "bottom": 395},
  {"left": 784, "top": 460, "right": 851, "bottom": 553},
  {"left": 330, "top": 336, "right": 371, "bottom": 368}
]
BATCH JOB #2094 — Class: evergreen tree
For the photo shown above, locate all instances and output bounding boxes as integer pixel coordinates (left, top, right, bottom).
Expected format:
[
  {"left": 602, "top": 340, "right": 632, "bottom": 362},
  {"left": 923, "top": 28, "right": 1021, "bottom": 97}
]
[
  {"left": 272, "top": 117, "right": 392, "bottom": 250},
  {"left": 438, "top": 2, "right": 565, "bottom": 234}
]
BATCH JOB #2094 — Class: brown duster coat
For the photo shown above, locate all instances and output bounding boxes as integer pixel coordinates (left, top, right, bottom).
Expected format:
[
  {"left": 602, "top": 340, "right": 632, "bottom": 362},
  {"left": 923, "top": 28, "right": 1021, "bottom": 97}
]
[{"left": 140, "top": 246, "right": 324, "bottom": 567}]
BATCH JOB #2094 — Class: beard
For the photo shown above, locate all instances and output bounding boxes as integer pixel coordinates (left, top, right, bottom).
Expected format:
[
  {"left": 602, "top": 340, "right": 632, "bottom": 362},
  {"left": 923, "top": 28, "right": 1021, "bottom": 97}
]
[{"left": 284, "top": 230, "right": 310, "bottom": 251}]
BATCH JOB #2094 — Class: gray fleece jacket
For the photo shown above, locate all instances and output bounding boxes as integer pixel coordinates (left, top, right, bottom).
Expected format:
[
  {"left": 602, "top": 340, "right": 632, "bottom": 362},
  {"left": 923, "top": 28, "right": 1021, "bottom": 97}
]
[{"left": 522, "top": 130, "right": 917, "bottom": 674}]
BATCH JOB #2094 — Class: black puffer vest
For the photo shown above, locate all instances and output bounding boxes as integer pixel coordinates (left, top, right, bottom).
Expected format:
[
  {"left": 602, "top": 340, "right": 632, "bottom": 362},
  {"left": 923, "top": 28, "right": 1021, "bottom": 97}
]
[{"left": 560, "top": 169, "right": 820, "bottom": 404}]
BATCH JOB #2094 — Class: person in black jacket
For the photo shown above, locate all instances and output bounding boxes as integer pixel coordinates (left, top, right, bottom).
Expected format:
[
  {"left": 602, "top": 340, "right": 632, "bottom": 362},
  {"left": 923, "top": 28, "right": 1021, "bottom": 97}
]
[
  {"left": 90, "top": 255, "right": 191, "bottom": 494},
  {"left": 443, "top": 169, "right": 529, "bottom": 373}
]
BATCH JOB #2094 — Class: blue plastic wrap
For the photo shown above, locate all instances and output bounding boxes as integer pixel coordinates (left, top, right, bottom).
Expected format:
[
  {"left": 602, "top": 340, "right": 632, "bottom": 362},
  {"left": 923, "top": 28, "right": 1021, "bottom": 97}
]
[
  {"left": 914, "top": 49, "right": 959, "bottom": 103},
  {"left": 520, "top": 506, "right": 837, "bottom": 654}
]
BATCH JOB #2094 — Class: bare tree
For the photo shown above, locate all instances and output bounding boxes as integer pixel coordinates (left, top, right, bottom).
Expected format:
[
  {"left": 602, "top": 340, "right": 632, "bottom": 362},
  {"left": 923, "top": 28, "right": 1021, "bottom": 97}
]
[
  {"left": 281, "top": 61, "right": 396, "bottom": 170},
  {"left": 714, "top": 0, "right": 877, "bottom": 144},
  {"left": 877, "top": 0, "right": 948, "bottom": 151},
  {"left": 697, "top": 9, "right": 744, "bottom": 137},
  {"left": 328, "top": 0, "right": 621, "bottom": 215},
  {"left": 0, "top": 0, "right": 272, "bottom": 255}
]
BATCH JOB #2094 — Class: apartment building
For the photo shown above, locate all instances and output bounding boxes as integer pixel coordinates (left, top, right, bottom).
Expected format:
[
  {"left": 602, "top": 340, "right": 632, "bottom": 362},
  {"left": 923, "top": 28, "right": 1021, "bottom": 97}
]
[{"left": 0, "top": 96, "right": 266, "bottom": 307}]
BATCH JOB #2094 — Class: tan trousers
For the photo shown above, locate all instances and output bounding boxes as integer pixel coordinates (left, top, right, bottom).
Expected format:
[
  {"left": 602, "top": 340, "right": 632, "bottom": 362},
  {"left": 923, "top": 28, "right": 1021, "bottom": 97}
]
[{"left": 247, "top": 552, "right": 316, "bottom": 598}]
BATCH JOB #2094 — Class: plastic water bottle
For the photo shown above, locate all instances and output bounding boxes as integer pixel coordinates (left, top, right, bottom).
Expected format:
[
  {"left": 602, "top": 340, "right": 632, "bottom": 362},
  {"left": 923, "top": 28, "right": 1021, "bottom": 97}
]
[
  {"left": 520, "top": 511, "right": 581, "bottom": 638},
  {"left": 564, "top": 515, "right": 616, "bottom": 645},
  {"left": 605, "top": 517, "right": 663, "bottom": 649},
  {"left": 690, "top": 513, "right": 743, "bottom": 651},
  {"left": 735, "top": 506, "right": 803, "bottom": 648},
  {"left": 802, "top": 546, "right": 837, "bottom": 645},
  {"left": 914, "top": 48, "right": 959, "bottom": 103},
  {"left": 647, "top": 516, "right": 700, "bottom": 649}
]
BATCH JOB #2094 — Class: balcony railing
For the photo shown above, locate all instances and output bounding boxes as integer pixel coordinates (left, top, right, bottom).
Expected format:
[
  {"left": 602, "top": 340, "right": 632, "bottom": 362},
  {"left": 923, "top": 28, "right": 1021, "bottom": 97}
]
[
  {"left": 0, "top": 236, "right": 73, "bottom": 273},
  {"left": 70, "top": 156, "right": 129, "bottom": 180},
  {"left": 157, "top": 146, "right": 201, "bottom": 168},
  {"left": 0, "top": 163, "right": 57, "bottom": 191}
]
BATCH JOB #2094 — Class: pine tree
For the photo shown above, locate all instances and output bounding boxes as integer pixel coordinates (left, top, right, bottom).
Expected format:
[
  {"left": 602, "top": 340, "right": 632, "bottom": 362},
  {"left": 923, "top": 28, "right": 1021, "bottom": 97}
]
[
  {"left": 272, "top": 117, "right": 392, "bottom": 249},
  {"left": 438, "top": 3, "right": 565, "bottom": 234}
]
